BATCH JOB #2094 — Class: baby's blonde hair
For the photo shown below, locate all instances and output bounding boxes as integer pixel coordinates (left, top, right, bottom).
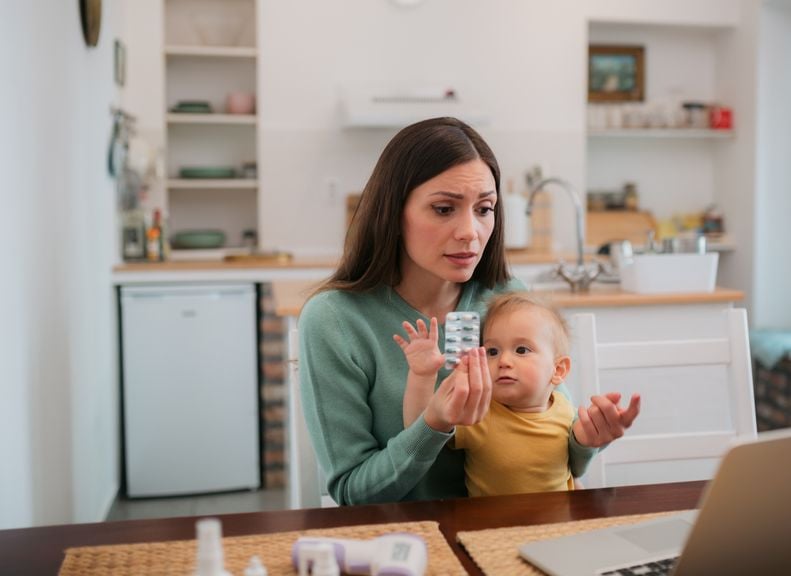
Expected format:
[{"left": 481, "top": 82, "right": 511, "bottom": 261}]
[{"left": 483, "top": 292, "right": 570, "bottom": 356}]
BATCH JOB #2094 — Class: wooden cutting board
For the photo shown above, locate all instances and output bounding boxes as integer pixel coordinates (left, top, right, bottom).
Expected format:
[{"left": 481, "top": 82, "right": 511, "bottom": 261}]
[{"left": 586, "top": 210, "right": 656, "bottom": 248}]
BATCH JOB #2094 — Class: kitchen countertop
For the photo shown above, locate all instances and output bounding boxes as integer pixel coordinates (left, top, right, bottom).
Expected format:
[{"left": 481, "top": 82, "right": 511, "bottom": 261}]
[
  {"left": 111, "top": 249, "right": 571, "bottom": 284},
  {"left": 270, "top": 280, "right": 744, "bottom": 317}
]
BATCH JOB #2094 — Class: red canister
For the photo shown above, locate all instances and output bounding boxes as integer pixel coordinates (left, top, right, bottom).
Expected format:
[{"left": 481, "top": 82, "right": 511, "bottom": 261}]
[{"left": 710, "top": 106, "right": 733, "bottom": 130}]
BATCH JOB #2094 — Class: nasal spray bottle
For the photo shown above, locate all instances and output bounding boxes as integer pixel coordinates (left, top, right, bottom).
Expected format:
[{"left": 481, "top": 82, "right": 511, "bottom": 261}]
[
  {"left": 292, "top": 534, "right": 428, "bottom": 576},
  {"left": 194, "top": 518, "right": 231, "bottom": 576}
]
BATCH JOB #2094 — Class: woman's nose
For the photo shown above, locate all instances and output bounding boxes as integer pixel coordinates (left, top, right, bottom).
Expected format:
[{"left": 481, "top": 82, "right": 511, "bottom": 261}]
[{"left": 454, "top": 210, "right": 477, "bottom": 241}]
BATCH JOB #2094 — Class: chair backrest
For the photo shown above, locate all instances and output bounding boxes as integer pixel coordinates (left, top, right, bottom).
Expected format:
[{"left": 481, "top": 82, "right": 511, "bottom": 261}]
[
  {"left": 286, "top": 327, "right": 337, "bottom": 508},
  {"left": 570, "top": 308, "right": 757, "bottom": 488}
]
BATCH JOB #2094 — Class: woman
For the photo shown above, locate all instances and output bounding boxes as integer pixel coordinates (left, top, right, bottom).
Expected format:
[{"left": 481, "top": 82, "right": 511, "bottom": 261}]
[{"left": 299, "top": 117, "right": 639, "bottom": 505}]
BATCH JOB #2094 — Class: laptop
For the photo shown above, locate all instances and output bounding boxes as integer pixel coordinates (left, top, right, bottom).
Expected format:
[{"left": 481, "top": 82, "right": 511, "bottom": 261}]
[{"left": 519, "top": 428, "right": 791, "bottom": 576}]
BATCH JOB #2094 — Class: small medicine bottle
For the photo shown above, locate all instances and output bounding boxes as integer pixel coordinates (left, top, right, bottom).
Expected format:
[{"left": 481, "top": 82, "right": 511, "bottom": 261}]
[{"left": 146, "top": 209, "right": 164, "bottom": 262}]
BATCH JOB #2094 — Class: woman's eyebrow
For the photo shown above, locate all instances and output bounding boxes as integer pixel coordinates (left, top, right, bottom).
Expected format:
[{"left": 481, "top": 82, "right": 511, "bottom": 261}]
[{"left": 428, "top": 190, "right": 496, "bottom": 199}]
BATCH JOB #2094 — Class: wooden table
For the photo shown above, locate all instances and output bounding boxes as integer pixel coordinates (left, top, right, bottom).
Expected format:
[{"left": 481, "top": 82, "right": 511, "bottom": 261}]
[{"left": 0, "top": 481, "right": 704, "bottom": 575}]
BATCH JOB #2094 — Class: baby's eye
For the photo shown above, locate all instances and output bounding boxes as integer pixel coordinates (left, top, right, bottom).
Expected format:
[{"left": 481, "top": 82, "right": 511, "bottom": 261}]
[
  {"left": 432, "top": 205, "right": 453, "bottom": 216},
  {"left": 486, "top": 347, "right": 499, "bottom": 357},
  {"left": 515, "top": 346, "right": 531, "bottom": 355}
]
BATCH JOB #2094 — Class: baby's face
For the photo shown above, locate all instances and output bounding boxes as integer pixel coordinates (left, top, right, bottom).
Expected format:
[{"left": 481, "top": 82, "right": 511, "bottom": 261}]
[{"left": 483, "top": 306, "right": 561, "bottom": 412}]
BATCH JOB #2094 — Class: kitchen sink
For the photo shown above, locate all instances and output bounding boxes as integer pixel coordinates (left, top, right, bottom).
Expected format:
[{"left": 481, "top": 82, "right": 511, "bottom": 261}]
[{"left": 620, "top": 253, "right": 719, "bottom": 294}]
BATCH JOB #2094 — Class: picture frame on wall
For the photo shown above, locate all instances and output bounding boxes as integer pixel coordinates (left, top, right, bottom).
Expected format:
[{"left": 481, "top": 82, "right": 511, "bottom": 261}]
[{"left": 588, "top": 45, "right": 644, "bottom": 102}]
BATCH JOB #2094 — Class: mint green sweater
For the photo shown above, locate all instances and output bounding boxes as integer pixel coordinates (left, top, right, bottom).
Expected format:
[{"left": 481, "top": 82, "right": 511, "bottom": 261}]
[{"left": 298, "top": 279, "right": 596, "bottom": 505}]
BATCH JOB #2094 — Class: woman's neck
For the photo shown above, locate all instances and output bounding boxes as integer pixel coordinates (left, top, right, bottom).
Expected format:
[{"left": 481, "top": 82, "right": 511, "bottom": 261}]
[{"left": 393, "top": 274, "right": 463, "bottom": 321}]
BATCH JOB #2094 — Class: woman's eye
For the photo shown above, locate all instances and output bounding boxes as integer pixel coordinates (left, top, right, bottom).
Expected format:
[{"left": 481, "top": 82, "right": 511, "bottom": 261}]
[
  {"left": 432, "top": 205, "right": 453, "bottom": 216},
  {"left": 477, "top": 206, "right": 494, "bottom": 216},
  {"left": 515, "top": 346, "right": 531, "bottom": 355},
  {"left": 486, "top": 347, "right": 499, "bottom": 357}
]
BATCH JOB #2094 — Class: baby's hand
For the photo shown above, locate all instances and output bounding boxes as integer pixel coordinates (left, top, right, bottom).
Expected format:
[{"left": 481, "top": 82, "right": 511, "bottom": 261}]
[
  {"left": 393, "top": 317, "right": 444, "bottom": 377},
  {"left": 572, "top": 392, "right": 641, "bottom": 448}
]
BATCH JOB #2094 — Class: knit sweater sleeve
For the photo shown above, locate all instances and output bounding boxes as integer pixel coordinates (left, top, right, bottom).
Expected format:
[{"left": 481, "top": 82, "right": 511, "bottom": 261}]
[{"left": 298, "top": 292, "right": 454, "bottom": 505}]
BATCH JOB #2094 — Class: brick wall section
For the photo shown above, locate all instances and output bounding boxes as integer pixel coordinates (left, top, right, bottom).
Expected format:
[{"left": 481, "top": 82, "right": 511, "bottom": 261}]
[
  {"left": 753, "top": 357, "right": 791, "bottom": 432},
  {"left": 259, "top": 282, "right": 286, "bottom": 488}
]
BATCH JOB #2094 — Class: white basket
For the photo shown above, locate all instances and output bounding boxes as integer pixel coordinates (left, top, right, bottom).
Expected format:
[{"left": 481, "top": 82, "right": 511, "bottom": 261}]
[{"left": 620, "top": 253, "right": 719, "bottom": 294}]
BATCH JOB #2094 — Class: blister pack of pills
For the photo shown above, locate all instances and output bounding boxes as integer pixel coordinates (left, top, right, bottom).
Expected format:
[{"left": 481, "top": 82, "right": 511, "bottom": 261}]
[{"left": 444, "top": 311, "right": 480, "bottom": 370}]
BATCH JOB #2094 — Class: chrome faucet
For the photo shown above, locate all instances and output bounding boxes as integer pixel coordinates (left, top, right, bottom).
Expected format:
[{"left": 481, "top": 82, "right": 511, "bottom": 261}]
[{"left": 525, "top": 176, "right": 602, "bottom": 292}]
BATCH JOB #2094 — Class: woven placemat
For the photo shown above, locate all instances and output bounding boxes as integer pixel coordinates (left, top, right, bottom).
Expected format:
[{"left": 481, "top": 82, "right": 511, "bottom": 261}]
[
  {"left": 60, "top": 520, "right": 464, "bottom": 576},
  {"left": 457, "top": 510, "right": 685, "bottom": 576}
]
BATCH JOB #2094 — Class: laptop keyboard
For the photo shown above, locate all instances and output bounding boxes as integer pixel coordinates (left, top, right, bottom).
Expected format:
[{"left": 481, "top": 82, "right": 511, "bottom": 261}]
[{"left": 599, "top": 555, "right": 679, "bottom": 575}]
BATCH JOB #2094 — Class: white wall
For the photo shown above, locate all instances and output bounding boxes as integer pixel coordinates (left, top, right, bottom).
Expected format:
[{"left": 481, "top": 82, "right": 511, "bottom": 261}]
[
  {"left": 754, "top": 0, "right": 791, "bottom": 327},
  {"left": 0, "top": 15, "right": 34, "bottom": 523},
  {"left": 0, "top": 0, "right": 120, "bottom": 528},
  {"left": 587, "top": 0, "right": 741, "bottom": 26},
  {"left": 257, "top": 0, "right": 590, "bottom": 256},
  {"left": 711, "top": 0, "right": 761, "bottom": 314}
]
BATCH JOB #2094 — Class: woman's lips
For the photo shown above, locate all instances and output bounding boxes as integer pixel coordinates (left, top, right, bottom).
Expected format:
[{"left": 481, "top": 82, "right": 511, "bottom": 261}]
[{"left": 445, "top": 252, "right": 477, "bottom": 266}]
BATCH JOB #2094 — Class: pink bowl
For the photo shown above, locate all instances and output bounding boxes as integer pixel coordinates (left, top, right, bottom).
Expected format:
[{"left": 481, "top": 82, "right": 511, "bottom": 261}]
[{"left": 225, "top": 92, "right": 256, "bottom": 115}]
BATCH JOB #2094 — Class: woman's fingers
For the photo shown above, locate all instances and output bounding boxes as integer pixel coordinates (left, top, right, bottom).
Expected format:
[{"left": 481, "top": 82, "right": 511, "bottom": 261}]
[
  {"left": 429, "top": 349, "right": 493, "bottom": 428},
  {"left": 441, "top": 356, "right": 470, "bottom": 419},
  {"left": 478, "top": 349, "right": 493, "bottom": 421},
  {"left": 461, "top": 348, "right": 484, "bottom": 424},
  {"left": 470, "top": 347, "right": 491, "bottom": 421}
]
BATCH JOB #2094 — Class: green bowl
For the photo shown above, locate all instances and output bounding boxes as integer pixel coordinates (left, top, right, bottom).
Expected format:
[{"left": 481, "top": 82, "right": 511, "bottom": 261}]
[
  {"left": 171, "top": 230, "right": 226, "bottom": 250},
  {"left": 179, "top": 166, "right": 237, "bottom": 179},
  {"left": 170, "top": 101, "right": 213, "bottom": 113}
]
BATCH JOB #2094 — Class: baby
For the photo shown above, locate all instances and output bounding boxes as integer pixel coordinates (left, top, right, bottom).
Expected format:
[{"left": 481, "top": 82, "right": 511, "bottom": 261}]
[{"left": 396, "top": 292, "right": 639, "bottom": 496}]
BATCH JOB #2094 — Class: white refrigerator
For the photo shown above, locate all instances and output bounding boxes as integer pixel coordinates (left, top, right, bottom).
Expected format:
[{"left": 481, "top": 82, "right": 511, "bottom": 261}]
[{"left": 121, "top": 283, "right": 260, "bottom": 497}]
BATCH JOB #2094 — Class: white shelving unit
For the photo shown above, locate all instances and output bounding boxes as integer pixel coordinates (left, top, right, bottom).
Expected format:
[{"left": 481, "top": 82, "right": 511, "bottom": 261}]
[
  {"left": 167, "top": 113, "right": 257, "bottom": 125},
  {"left": 588, "top": 129, "right": 734, "bottom": 140},
  {"left": 164, "top": 45, "right": 258, "bottom": 58},
  {"left": 163, "top": 0, "right": 260, "bottom": 259},
  {"left": 167, "top": 179, "right": 258, "bottom": 190},
  {"left": 585, "top": 20, "right": 738, "bottom": 257}
]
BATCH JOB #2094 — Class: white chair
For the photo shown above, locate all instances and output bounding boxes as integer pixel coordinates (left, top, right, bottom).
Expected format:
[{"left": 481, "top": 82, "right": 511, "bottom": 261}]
[
  {"left": 570, "top": 308, "right": 757, "bottom": 488},
  {"left": 286, "top": 327, "right": 337, "bottom": 509}
]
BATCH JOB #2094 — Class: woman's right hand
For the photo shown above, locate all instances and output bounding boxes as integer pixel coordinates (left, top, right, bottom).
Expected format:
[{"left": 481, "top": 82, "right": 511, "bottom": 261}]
[{"left": 423, "top": 347, "right": 492, "bottom": 433}]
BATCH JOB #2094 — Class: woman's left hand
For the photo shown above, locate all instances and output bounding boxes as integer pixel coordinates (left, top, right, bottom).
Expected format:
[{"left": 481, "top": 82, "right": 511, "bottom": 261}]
[{"left": 572, "top": 392, "right": 641, "bottom": 448}]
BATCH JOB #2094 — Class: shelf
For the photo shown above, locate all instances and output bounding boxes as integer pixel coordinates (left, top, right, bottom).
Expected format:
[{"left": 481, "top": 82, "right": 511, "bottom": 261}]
[
  {"left": 342, "top": 98, "right": 489, "bottom": 129},
  {"left": 164, "top": 45, "right": 258, "bottom": 58},
  {"left": 588, "top": 129, "right": 735, "bottom": 139},
  {"left": 169, "top": 247, "right": 250, "bottom": 262},
  {"left": 167, "top": 179, "right": 258, "bottom": 190},
  {"left": 167, "top": 113, "right": 257, "bottom": 125}
]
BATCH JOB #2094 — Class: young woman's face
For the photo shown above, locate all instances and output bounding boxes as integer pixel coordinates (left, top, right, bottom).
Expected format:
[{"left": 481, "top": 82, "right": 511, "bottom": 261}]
[
  {"left": 484, "top": 306, "right": 564, "bottom": 412},
  {"left": 399, "top": 159, "right": 497, "bottom": 287}
]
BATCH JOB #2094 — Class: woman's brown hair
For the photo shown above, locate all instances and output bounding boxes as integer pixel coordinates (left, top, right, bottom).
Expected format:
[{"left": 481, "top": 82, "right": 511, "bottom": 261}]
[{"left": 318, "top": 117, "right": 509, "bottom": 293}]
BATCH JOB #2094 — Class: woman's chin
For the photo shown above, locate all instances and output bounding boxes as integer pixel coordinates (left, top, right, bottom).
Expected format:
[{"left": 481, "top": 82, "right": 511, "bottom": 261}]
[{"left": 440, "top": 264, "right": 477, "bottom": 283}]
